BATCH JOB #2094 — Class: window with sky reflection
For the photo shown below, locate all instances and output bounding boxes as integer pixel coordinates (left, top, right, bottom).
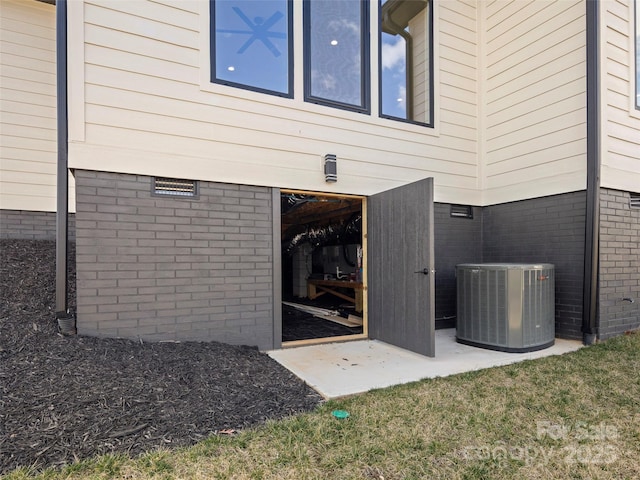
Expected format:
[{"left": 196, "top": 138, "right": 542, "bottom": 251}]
[
  {"left": 380, "top": 0, "right": 432, "bottom": 125},
  {"left": 213, "top": 0, "right": 292, "bottom": 96},
  {"left": 304, "top": 0, "right": 369, "bottom": 111},
  {"left": 211, "top": 0, "right": 432, "bottom": 125}
]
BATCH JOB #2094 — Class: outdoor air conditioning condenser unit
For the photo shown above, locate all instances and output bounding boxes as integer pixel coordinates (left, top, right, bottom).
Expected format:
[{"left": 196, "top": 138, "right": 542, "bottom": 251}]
[{"left": 456, "top": 263, "right": 555, "bottom": 352}]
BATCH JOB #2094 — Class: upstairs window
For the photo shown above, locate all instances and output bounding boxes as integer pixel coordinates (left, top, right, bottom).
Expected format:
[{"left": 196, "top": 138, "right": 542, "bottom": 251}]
[
  {"left": 379, "top": 0, "right": 433, "bottom": 126},
  {"left": 211, "top": 0, "right": 293, "bottom": 97},
  {"left": 303, "top": 0, "right": 370, "bottom": 112},
  {"left": 209, "top": 0, "right": 434, "bottom": 127}
]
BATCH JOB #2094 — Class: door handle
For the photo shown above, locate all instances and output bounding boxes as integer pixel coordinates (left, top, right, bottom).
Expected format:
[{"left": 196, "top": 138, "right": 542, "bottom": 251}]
[{"left": 414, "top": 268, "right": 430, "bottom": 275}]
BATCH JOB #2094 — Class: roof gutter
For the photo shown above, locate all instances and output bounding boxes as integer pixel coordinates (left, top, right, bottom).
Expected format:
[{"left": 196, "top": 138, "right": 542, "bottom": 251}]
[
  {"left": 55, "top": 0, "right": 75, "bottom": 334},
  {"left": 582, "top": 0, "right": 600, "bottom": 345}
]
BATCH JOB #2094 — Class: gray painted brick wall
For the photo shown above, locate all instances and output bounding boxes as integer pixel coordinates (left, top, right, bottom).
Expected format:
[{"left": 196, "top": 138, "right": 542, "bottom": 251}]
[
  {"left": 482, "top": 191, "right": 587, "bottom": 339},
  {"left": 0, "top": 210, "right": 76, "bottom": 241},
  {"left": 433, "top": 195, "right": 586, "bottom": 340},
  {"left": 598, "top": 188, "right": 640, "bottom": 339},
  {"left": 74, "top": 170, "right": 274, "bottom": 349},
  {"left": 434, "top": 204, "right": 482, "bottom": 328}
]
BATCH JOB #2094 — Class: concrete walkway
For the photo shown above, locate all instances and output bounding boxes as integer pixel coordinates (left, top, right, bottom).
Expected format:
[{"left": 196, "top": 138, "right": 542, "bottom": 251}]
[{"left": 268, "top": 329, "right": 583, "bottom": 399}]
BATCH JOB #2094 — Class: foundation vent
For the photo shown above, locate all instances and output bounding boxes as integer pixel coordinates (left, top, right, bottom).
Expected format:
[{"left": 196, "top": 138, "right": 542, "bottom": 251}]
[
  {"left": 450, "top": 204, "right": 473, "bottom": 219},
  {"left": 153, "top": 177, "right": 198, "bottom": 197},
  {"left": 630, "top": 193, "right": 640, "bottom": 209}
]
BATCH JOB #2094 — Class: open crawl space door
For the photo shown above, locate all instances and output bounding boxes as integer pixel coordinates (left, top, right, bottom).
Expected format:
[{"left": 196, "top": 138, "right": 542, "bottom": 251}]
[{"left": 367, "top": 177, "right": 435, "bottom": 357}]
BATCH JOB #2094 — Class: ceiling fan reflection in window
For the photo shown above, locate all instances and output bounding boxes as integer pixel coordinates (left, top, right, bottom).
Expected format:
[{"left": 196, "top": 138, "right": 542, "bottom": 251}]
[{"left": 217, "top": 7, "right": 286, "bottom": 57}]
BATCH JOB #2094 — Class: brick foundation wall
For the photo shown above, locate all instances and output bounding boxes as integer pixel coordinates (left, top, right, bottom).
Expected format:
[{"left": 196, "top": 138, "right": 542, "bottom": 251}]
[
  {"left": 598, "top": 188, "right": 640, "bottom": 339},
  {"left": 482, "top": 191, "right": 587, "bottom": 340},
  {"left": 0, "top": 210, "right": 75, "bottom": 241},
  {"left": 434, "top": 204, "right": 482, "bottom": 328},
  {"left": 74, "top": 170, "right": 274, "bottom": 349}
]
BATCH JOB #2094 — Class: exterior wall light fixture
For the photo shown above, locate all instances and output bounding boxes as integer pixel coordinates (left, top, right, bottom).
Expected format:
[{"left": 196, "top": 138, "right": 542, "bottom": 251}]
[{"left": 324, "top": 154, "right": 337, "bottom": 182}]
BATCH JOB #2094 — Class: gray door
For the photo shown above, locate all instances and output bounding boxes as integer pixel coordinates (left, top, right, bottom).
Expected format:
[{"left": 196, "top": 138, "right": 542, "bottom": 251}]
[{"left": 367, "top": 177, "right": 435, "bottom": 357}]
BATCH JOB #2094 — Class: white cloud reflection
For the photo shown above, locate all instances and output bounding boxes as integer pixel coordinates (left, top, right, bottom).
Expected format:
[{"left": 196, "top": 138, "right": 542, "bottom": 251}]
[
  {"left": 312, "top": 71, "right": 337, "bottom": 91},
  {"left": 396, "top": 85, "right": 406, "bottom": 113},
  {"left": 381, "top": 36, "right": 406, "bottom": 71},
  {"left": 327, "top": 18, "right": 360, "bottom": 36}
]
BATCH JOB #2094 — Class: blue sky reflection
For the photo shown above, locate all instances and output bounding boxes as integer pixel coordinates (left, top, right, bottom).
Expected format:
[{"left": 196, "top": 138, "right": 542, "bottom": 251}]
[{"left": 214, "top": 0, "right": 290, "bottom": 95}]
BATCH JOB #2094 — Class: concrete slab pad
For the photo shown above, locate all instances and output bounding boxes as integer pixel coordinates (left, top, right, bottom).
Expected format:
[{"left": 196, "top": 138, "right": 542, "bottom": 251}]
[{"left": 267, "top": 329, "right": 582, "bottom": 399}]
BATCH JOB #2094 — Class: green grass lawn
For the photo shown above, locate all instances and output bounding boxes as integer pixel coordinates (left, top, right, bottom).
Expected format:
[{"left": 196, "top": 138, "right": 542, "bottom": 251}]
[{"left": 6, "top": 332, "right": 640, "bottom": 480}]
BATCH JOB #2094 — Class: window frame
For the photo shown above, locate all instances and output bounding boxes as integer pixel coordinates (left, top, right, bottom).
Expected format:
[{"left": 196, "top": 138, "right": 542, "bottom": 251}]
[
  {"left": 378, "top": 0, "right": 434, "bottom": 128},
  {"left": 302, "top": 0, "right": 371, "bottom": 114},
  {"left": 209, "top": 0, "right": 294, "bottom": 98}
]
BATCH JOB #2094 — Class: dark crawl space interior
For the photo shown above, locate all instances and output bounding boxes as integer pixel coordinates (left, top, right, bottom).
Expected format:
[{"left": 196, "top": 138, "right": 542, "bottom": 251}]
[{"left": 280, "top": 191, "right": 364, "bottom": 343}]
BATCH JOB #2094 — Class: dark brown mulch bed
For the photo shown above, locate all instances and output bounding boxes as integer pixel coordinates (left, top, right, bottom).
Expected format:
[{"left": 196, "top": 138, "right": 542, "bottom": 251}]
[{"left": 0, "top": 240, "right": 322, "bottom": 475}]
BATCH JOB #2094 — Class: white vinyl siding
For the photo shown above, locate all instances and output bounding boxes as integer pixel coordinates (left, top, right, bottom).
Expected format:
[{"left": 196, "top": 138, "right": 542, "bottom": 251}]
[
  {"left": 0, "top": 0, "right": 75, "bottom": 213},
  {"left": 68, "top": 0, "right": 480, "bottom": 204},
  {"left": 482, "top": 0, "right": 587, "bottom": 205},
  {"left": 600, "top": 0, "right": 640, "bottom": 192}
]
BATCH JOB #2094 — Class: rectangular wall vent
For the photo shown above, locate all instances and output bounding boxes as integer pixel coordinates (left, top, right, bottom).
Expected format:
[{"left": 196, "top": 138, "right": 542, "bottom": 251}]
[
  {"left": 153, "top": 177, "right": 198, "bottom": 197},
  {"left": 630, "top": 193, "right": 640, "bottom": 209},
  {"left": 450, "top": 204, "right": 473, "bottom": 219}
]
